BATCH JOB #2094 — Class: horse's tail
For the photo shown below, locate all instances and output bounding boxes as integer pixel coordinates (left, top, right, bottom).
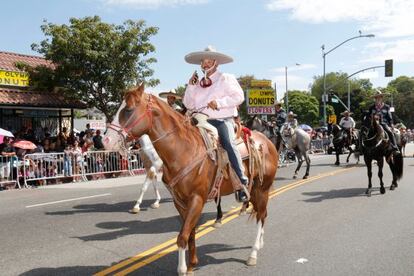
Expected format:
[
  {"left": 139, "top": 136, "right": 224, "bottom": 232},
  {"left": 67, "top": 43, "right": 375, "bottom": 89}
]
[{"left": 393, "top": 151, "right": 404, "bottom": 180}]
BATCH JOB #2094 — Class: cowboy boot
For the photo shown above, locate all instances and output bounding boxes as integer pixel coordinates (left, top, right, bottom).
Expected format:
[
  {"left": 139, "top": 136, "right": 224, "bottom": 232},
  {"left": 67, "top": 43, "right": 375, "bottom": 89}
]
[{"left": 235, "top": 179, "right": 249, "bottom": 203}]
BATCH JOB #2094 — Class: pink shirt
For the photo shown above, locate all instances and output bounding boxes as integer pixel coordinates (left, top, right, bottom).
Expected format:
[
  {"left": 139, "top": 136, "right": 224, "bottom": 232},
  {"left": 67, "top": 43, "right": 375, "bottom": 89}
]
[{"left": 183, "top": 71, "right": 244, "bottom": 119}]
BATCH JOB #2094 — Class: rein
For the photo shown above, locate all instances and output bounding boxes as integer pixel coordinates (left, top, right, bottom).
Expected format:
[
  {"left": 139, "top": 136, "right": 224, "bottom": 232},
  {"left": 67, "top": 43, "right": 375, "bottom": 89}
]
[{"left": 107, "top": 94, "right": 154, "bottom": 140}]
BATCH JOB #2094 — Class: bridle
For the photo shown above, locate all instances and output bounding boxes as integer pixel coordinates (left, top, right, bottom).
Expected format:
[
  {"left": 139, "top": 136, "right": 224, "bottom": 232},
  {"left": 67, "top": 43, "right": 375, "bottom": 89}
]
[
  {"left": 107, "top": 94, "right": 191, "bottom": 149},
  {"left": 107, "top": 94, "right": 154, "bottom": 145}
]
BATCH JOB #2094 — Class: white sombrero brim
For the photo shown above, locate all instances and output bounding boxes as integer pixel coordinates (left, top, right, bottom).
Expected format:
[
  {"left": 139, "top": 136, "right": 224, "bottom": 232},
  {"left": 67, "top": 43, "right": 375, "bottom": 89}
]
[
  {"left": 185, "top": 51, "right": 233, "bottom": 65},
  {"left": 159, "top": 92, "right": 182, "bottom": 99}
]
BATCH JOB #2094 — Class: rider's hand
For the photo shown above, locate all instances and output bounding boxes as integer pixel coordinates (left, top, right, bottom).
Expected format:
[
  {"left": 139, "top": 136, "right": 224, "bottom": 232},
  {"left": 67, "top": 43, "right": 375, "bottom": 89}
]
[
  {"left": 189, "top": 71, "right": 198, "bottom": 85},
  {"left": 207, "top": 100, "right": 218, "bottom": 110}
]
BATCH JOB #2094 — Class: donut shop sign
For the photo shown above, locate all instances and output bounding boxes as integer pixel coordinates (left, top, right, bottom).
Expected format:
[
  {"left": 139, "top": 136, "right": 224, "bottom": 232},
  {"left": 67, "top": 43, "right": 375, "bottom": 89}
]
[{"left": 0, "top": 70, "right": 29, "bottom": 87}]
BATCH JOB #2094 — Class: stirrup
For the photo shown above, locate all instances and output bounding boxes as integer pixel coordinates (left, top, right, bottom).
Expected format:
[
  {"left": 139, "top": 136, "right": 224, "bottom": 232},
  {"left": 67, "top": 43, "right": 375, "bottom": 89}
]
[{"left": 235, "top": 185, "right": 250, "bottom": 203}]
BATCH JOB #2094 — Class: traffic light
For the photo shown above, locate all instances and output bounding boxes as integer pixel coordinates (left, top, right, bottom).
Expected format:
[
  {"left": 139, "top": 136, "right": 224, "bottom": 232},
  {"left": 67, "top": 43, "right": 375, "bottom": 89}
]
[{"left": 385, "top": 59, "right": 393, "bottom": 77}]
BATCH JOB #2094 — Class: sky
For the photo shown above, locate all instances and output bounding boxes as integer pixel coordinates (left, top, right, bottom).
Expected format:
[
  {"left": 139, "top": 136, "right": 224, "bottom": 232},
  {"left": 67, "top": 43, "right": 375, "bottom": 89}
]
[{"left": 1, "top": 0, "right": 413, "bottom": 100}]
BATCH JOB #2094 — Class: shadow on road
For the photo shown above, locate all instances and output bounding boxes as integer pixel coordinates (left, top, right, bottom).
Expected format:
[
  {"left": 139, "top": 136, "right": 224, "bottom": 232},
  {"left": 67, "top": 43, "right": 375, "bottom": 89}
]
[
  {"left": 301, "top": 187, "right": 375, "bottom": 202},
  {"left": 45, "top": 198, "right": 173, "bottom": 216},
  {"left": 132, "top": 243, "right": 250, "bottom": 275},
  {"left": 20, "top": 265, "right": 106, "bottom": 276},
  {"left": 75, "top": 211, "right": 217, "bottom": 241}
]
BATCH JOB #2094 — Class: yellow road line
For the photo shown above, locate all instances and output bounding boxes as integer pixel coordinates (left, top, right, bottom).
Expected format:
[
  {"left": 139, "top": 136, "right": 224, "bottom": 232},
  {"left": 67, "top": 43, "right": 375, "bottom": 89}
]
[{"left": 95, "top": 166, "right": 356, "bottom": 276}]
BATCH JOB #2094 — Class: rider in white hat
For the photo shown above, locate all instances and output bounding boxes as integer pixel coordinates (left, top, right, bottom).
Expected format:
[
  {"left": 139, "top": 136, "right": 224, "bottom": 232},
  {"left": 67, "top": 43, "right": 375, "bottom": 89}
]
[
  {"left": 339, "top": 110, "right": 355, "bottom": 145},
  {"left": 183, "top": 45, "right": 249, "bottom": 203}
]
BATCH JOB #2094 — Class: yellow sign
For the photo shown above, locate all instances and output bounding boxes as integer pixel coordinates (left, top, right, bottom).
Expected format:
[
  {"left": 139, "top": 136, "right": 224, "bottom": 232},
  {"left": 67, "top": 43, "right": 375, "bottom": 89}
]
[
  {"left": 250, "top": 79, "right": 272, "bottom": 88},
  {"left": 0, "top": 70, "right": 29, "bottom": 87},
  {"left": 329, "top": 114, "right": 337, "bottom": 124},
  {"left": 248, "top": 89, "right": 275, "bottom": 107}
]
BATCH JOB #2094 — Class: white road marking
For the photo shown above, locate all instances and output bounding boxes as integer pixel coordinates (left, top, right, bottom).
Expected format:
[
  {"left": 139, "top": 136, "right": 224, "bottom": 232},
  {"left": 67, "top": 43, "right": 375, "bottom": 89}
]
[
  {"left": 25, "top": 193, "right": 112, "bottom": 208},
  {"left": 296, "top": 258, "right": 309, "bottom": 264}
]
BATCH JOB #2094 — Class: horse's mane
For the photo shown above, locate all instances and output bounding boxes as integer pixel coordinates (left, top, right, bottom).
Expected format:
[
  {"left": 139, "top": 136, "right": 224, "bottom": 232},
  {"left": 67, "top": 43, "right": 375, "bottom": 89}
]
[{"left": 150, "top": 95, "right": 204, "bottom": 146}]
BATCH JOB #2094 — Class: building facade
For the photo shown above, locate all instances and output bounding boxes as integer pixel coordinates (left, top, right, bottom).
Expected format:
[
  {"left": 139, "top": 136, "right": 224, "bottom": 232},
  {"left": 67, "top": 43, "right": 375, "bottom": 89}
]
[{"left": 0, "top": 51, "right": 86, "bottom": 140}]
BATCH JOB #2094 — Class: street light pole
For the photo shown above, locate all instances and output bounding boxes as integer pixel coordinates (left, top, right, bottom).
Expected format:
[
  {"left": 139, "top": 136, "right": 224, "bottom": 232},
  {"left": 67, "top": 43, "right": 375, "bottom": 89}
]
[
  {"left": 285, "top": 63, "right": 300, "bottom": 112},
  {"left": 285, "top": 66, "right": 288, "bottom": 111},
  {"left": 322, "top": 33, "right": 375, "bottom": 126}
]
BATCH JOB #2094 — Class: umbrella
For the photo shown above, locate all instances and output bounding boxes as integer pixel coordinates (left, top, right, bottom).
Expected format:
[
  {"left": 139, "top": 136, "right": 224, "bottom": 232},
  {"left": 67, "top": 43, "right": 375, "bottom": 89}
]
[
  {"left": 298, "top": 124, "right": 312, "bottom": 131},
  {"left": 12, "top": 140, "right": 37, "bottom": 150},
  {"left": 0, "top": 127, "right": 14, "bottom": 137}
]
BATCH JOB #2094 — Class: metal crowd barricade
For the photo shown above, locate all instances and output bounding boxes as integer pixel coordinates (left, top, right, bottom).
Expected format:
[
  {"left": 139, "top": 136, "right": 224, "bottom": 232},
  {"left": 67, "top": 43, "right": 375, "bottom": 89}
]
[
  {"left": 128, "top": 149, "right": 145, "bottom": 175},
  {"left": 310, "top": 138, "right": 331, "bottom": 153},
  {"left": 0, "top": 155, "right": 20, "bottom": 189},
  {"left": 82, "top": 150, "right": 130, "bottom": 179},
  {"left": 23, "top": 152, "right": 80, "bottom": 187},
  {"left": 22, "top": 150, "right": 146, "bottom": 188}
]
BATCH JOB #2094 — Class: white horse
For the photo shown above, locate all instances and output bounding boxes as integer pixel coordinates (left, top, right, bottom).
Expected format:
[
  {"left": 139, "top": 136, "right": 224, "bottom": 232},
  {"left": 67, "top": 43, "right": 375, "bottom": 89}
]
[
  {"left": 130, "top": 134, "right": 163, "bottom": 213},
  {"left": 280, "top": 123, "right": 311, "bottom": 179}
]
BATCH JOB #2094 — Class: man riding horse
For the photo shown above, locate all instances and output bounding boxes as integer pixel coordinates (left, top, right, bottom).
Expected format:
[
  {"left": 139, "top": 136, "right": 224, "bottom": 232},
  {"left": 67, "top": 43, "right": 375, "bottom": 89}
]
[
  {"left": 183, "top": 45, "right": 249, "bottom": 202},
  {"left": 339, "top": 110, "right": 356, "bottom": 146},
  {"left": 368, "top": 89, "right": 400, "bottom": 154}
]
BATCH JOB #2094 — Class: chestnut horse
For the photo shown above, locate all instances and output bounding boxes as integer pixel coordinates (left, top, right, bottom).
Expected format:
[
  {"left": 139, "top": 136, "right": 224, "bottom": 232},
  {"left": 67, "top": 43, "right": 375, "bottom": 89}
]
[{"left": 103, "top": 84, "right": 278, "bottom": 275}]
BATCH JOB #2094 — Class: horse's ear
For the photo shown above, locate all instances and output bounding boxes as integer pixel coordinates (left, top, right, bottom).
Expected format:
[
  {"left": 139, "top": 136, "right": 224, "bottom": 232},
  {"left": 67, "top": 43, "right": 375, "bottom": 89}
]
[{"left": 130, "top": 82, "right": 145, "bottom": 98}]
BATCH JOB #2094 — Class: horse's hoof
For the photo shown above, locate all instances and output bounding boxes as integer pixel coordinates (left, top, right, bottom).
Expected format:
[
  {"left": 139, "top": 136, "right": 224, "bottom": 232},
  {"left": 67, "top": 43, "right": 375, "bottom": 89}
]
[
  {"left": 213, "top": 221, "right": 222, "bottom": 228},
  {"left": 293, "top": 175, "right": 297, "bottom": 179},
  {"left": 335, "top": 162, "right": 340, "bottom": 166},
  {"left": 186, "top": 271, "right": 194, "bottom": 276},
  {"left": 129, "top": 208, "right": 140, "bottom": 214},
  {"left": 246, "top": 256, "right": 257, "bottom": 266},
  {"left": 303, "top": 175, "right": 308, "bottom": 179},
  {"left": 150, "top": 202, "right": 160, "bottom": 209},
  {"left": 390, "top": 185, "right": 395, "bottom": 191},
  {"left": 365, "top": 189, "right": 371, "bottom": 197},
  {"left": 380, "top": 187, "right": 386, "bottom": 194}
]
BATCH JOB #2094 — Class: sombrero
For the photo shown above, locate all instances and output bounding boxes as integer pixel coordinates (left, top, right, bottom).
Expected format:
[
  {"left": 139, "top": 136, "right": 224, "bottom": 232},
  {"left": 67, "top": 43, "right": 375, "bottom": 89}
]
[
  {"left": 274, "top": 100, "right": 284, "bottom": 107},
  {"left": 340, "top": 110, "right": 353, "bottom": 116},
  {"left": 287, "top": 111, "right": 297, "bottom": 117},
  {"left": 371, "top": 89, "right": 389, "bottom": 98},
  {"left": 159, "top": 89, "right": 182, "bottom": 99},
  {"left": 185, "top": 45, "right": 233, "bottom": 65}
]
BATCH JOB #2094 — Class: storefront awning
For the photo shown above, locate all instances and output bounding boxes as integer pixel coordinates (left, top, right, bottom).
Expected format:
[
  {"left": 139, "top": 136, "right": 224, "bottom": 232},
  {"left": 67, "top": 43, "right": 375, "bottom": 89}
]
[{"left": 0, "top": 88, "right": 87, "bottom": 109}]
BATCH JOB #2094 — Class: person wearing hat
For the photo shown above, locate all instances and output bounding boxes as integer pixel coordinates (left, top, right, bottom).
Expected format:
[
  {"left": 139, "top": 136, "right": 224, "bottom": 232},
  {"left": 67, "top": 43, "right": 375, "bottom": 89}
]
[
  {"left": 183, "top": 45, "right": 249, "bottom": 203},
  {"left": 274, "top": 102, "right": 287, "bottom": 131},
  {"left": 339, "top": 110, "right": 355, "bottom": 145},
  {"left": 159, "top": 89, "right": 184, "bottom": 113},
  {"left": 286, "top": 111, "right": 298, "bottom": 129},
  {"left": 368, "top": 89, "right": 399, "bottom": 153}
]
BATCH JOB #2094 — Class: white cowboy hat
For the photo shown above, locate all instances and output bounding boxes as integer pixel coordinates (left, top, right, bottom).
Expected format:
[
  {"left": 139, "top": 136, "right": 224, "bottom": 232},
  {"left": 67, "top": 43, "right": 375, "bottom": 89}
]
[
  {"left": 340, "top": 110, "right": 353, "bottom": 116},
  {"left": 287, "top": 111, "right": 297, "bottom": 117},
  {"left": 158, "top": 89, "right": 182, "bottom": 99},
  {"left": 371, "top": 89, "right": 389, "bottom": 98},
  {"left": 184, "top": 45, "right": 233, "bottom": 65}
]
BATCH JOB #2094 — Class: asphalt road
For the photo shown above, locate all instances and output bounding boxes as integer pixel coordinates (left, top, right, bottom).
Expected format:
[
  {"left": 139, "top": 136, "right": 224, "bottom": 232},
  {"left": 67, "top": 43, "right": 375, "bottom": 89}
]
[{"left": 1, "top": 144, "right": 414, "bottom": 276}]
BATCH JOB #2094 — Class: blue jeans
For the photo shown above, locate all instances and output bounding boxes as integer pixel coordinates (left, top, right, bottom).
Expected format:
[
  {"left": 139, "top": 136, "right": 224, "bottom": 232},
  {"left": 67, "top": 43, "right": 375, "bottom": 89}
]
[{"left": 208, "top": 118, "right": 247, "bottom": 184}]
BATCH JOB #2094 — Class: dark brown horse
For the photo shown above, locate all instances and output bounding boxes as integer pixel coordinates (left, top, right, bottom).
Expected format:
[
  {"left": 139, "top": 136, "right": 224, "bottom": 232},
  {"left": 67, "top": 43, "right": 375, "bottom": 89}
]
[
  {"left": 103, "top": 84, "right": 278, "bottom": 275},
  {"left": 360, "top": 113, "right": 403, "bottom": 196},
  {"left": 331, "top": 124, "right": 360, "bottom": 165}
]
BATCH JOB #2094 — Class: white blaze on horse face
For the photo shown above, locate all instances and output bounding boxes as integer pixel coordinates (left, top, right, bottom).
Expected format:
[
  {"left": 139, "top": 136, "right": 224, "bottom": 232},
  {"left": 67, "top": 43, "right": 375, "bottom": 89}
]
[{"left": 103, "top": 100, "right": 127, "bottom": 151}]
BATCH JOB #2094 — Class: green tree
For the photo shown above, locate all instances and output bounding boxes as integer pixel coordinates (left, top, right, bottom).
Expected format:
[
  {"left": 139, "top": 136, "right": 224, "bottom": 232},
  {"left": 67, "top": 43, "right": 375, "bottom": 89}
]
[
  {"left": 26, "top": 16, "right": 159, "bottom": 120},
  {"left": 287, "top": 90, "right": 319, "bottom": 126},
  {"left": 311, "top": 72, "right": 373, "bottom": 123},
  {"left": 386, "top": 76, "right": 414, "bottom": 128},
  {"left": 237, "top": 75, "right": 255, "bottom": 121}
]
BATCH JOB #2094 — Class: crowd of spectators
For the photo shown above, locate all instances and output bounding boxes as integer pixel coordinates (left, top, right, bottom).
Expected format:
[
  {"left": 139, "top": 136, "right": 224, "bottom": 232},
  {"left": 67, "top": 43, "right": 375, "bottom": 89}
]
[{"left": 0, "top": 124, "right": 108, "bottom": 189}]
